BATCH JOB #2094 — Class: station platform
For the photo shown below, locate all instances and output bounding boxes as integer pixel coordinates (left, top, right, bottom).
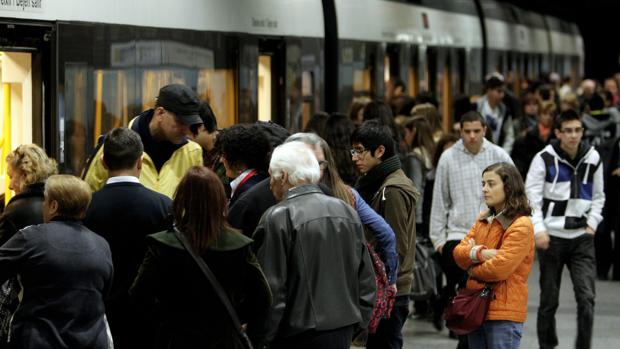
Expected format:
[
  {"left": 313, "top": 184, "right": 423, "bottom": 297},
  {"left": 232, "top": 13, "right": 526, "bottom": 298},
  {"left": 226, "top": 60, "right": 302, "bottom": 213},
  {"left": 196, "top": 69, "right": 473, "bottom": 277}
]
[{"left": 398, "top": 260, "right": 620, "bottom": 348}]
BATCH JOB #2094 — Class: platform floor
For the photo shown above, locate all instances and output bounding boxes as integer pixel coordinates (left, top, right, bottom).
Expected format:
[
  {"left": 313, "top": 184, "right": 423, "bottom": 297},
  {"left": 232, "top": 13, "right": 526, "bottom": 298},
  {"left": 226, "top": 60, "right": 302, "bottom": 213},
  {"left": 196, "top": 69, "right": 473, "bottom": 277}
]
[{"left": 399, "top": 260, "right": 620, "bottom": 348}]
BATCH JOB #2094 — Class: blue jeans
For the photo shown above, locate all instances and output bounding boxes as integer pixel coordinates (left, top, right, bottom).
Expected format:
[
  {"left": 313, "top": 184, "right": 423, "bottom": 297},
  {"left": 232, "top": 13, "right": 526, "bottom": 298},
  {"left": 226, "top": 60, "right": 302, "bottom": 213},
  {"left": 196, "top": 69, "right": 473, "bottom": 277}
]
[{"left": 468, "top": 320, "right": 523, "bottom": 349}]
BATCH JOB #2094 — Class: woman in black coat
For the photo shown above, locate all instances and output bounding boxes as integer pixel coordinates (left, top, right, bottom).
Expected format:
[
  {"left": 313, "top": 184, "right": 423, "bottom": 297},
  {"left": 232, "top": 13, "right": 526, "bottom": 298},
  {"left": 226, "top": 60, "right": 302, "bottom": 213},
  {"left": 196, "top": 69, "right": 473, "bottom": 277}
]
[
  {"left": 0, "top": 144, "right": 57, "bottom": 245},
  {"left": 0, "top": 144, "right": 57, "bottom": 344},
  {"left": 131, "top": 166, "right": 271, "bottom": 349},
  {"left": 0, "top": 175, "right": 113, "bottom": 349}
]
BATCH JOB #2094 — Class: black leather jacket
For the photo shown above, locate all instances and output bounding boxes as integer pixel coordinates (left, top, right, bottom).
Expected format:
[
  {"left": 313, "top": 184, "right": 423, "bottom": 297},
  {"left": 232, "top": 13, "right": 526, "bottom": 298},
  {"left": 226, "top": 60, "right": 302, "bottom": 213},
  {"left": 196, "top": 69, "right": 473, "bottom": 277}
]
[
  {"left": 0, "top": 182, "right": 44, "bottom": 245},
  {"left": 249, "top": 184, "right": 376, "bottom": 347}
]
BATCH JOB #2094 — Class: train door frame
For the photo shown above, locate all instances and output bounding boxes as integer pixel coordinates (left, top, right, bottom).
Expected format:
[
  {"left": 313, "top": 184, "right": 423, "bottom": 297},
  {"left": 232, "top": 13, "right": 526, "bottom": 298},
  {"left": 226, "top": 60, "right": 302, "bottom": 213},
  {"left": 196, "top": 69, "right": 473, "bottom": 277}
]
[
  {"left": 0, "top": 20, "right": 54, "bottom": 154},
  {"left": 0, "top": 20, "right": 54, "bottom": 204},
  {"left": 258, "top": 38, "right": 286, "bottom": 126}
]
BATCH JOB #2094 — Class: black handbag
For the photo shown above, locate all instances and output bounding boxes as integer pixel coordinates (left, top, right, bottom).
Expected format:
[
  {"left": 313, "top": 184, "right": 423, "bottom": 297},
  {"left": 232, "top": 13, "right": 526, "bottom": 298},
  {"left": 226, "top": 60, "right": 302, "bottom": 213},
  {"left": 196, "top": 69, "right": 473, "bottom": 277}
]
[{"left": 172, "top": 227, "right": 254, "bottom": 349}]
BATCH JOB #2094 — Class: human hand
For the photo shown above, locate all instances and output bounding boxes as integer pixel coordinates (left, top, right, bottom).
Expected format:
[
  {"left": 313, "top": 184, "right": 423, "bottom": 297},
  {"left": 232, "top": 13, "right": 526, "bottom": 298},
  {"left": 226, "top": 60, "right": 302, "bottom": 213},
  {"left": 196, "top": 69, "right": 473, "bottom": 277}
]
[
  {"left": 388, "top": 284, "right": 397, "bottom": 295},
  {"left": 479, "top": 248, "right": 498, "bottom": 261},
  {"left": 585, "top": 226, "right": 595, "bottom": 236},
  {"left": 437, "top": 243, "right": 445, "bottom": 255},
  {"left": 612, "top": 167, "right": 620, "bottom": 177},
  {"left": 535, "top": 232, "right": 550, "bottom": 250}
]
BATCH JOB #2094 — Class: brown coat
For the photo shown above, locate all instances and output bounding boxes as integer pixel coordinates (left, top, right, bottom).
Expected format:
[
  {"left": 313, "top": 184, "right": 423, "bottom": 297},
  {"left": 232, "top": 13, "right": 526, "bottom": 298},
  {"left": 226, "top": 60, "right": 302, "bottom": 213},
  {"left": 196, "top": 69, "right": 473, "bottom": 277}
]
[
  {"left": 368, "top": 169, "right": 418, "bottom": 296},
  {"left": 453, "top": 213, "right": 534, "bottom": 323}
]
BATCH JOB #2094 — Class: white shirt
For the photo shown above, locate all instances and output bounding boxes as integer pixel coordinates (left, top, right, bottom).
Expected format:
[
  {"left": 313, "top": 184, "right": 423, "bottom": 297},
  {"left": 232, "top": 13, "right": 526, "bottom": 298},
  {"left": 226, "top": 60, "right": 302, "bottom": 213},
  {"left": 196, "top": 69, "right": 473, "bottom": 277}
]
[
  {"left": 106, "top": 176, "right": 140, "bottom": 185},
  {"left": 230, "top": 169, "right": 255, "bottom": 196}
]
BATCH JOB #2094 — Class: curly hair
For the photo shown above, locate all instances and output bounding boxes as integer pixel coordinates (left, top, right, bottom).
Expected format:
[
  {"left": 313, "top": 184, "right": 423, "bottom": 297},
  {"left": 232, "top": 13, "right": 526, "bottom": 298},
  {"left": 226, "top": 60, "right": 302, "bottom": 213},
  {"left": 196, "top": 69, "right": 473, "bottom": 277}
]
[
  {"left": 6, "top": 144, "right": 58, "bottom": 191},
  {"left": 482, "top": 162, "right": 532, "bottom": 219},
  {"left": 216, "top": 124, "right": 271, "bottom": 174}
]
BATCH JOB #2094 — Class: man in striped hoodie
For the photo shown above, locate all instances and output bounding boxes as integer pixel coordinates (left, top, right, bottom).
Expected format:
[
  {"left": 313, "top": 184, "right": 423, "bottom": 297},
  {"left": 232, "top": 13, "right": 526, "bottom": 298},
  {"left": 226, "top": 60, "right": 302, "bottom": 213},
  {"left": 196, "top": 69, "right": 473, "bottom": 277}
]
[{"left": 526, "top": 109, "right": 605, "bottom": 349}]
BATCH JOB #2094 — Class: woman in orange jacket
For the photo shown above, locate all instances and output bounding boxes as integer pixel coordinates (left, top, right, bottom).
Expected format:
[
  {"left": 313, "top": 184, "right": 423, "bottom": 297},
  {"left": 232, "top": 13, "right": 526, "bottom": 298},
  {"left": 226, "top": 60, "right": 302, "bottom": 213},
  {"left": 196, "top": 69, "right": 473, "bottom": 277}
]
[{"left": 453, "top": 162, "right": 535, "bottom": 348}]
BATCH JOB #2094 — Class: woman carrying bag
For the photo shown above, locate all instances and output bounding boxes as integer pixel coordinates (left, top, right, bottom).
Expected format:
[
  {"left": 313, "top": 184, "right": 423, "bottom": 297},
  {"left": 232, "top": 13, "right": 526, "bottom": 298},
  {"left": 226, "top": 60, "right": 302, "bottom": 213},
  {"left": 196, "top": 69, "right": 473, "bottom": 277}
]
[
  {"left": 130, "top": 166, "right": 271, "bottom": 349},
  {"left": 452, "top": 162, "right": 534, "bottom": 348}
]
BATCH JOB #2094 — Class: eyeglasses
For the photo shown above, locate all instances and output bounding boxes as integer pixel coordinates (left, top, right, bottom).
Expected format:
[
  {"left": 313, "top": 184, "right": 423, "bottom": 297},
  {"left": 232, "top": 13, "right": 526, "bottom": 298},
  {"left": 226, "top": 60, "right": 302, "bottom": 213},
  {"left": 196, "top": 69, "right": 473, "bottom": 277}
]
[
  {"left": 350, "top": 147, "right": 369, "bottom": 157},
  {"left": 560, "top": 127, "right": 584, "bottom": 135}
]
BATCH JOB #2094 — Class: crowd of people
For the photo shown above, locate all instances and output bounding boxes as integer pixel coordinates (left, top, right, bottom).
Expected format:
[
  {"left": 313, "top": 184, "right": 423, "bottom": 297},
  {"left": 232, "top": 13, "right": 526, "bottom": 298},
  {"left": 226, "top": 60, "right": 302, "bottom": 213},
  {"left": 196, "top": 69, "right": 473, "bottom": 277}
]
[{"left": 0, "top": 71, "right": 616, "bottom": 349}]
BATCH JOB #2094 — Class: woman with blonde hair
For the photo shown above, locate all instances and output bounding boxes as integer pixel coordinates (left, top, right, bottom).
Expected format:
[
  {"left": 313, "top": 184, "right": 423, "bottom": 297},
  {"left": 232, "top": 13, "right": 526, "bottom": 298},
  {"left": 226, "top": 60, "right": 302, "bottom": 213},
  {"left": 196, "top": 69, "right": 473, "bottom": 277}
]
[
  {"left": 0, "top": 144, "right": 57, "bottom": 244},
  {"left": 0, "top": 144, "right": 57, "bottom": 343}
]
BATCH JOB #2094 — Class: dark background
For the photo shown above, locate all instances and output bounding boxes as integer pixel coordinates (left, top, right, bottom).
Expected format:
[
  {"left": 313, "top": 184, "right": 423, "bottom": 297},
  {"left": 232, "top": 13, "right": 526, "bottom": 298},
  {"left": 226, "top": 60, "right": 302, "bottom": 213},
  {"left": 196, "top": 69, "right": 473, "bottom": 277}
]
[{"left": 503, "top": 0, "right": 620, "bottom": 82}]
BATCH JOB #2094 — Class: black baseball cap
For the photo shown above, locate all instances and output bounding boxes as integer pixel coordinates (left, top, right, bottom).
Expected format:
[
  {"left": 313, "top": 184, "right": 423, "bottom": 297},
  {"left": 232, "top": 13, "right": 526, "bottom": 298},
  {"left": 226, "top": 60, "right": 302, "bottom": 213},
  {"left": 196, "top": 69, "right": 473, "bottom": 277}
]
[{"left": 156, "top": 84, "right": 202, "bottom": 125}]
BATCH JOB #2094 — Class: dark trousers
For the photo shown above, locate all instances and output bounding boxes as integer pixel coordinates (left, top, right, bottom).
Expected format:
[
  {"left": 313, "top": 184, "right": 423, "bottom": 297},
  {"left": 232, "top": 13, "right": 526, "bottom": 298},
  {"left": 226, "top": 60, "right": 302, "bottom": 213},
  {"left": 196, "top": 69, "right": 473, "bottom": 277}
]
[
  {"left": 595, "top": 220, "right": 620, "bottom": 280},
  {"left": 537, "top": 234, "right": 596, "bottom": 349},
  {"left": 271, "top": 325, "right": 353, "bottom": 349},
  {"left": 439, "top": 240, "right": 469, "bottom": 349},
  {"left": 366, "top": 296, "right": 410, "bottom": 349}
]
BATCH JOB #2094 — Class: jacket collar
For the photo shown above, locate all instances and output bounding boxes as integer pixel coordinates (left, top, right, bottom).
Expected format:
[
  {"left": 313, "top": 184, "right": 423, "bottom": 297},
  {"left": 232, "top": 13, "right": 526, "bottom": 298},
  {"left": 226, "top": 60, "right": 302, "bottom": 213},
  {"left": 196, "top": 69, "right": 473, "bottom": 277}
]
[
  {"left": 478, "top": 210, "right": 514, "bottom": 230},
  {"left": 283, "top": 183, "right": 322, "bottom": 201}
]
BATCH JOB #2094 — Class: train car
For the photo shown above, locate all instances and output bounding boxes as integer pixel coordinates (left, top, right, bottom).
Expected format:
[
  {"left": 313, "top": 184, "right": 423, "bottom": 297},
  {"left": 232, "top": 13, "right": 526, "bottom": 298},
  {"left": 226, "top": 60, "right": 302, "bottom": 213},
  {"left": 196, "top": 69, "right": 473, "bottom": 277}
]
[{"left": 0, "top": 0, "right": 583, "bottom": 198}]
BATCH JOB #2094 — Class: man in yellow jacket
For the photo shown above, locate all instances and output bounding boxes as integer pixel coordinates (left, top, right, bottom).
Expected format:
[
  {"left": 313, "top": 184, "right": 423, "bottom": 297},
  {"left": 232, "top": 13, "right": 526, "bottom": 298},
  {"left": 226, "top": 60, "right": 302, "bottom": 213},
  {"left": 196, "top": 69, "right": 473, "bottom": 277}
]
[{"left": 84, "top": 84, "right": 203, "bottom": 198}]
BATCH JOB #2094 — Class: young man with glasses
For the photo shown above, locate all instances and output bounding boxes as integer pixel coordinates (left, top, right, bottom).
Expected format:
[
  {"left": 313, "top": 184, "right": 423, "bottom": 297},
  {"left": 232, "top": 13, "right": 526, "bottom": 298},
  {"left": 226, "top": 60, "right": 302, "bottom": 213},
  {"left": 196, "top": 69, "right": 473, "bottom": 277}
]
[
  {"left": 351, "top": 120, "right": 418, "bottom": 349},
  {"left": 525, "top": 109, "right": 605, "bottom": 349}
]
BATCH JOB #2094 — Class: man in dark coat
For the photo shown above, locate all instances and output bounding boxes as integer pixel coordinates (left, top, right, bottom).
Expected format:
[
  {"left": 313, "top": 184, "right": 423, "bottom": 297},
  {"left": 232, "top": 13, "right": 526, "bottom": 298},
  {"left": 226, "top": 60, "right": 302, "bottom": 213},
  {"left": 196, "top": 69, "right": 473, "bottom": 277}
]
[
  {"left": 84, "top": 127, "right": 172, "bottom": 348},
  {"left": 250, "top": 141, "right": 376, "bottom": 349}
]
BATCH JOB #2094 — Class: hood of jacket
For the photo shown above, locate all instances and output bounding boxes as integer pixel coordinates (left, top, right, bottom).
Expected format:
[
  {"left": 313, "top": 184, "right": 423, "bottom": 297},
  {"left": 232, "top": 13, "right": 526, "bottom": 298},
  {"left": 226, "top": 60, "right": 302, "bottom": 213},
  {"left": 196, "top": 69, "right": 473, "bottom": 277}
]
[{"left": 149, "top": 227, "right": 252, "bottom": 252}]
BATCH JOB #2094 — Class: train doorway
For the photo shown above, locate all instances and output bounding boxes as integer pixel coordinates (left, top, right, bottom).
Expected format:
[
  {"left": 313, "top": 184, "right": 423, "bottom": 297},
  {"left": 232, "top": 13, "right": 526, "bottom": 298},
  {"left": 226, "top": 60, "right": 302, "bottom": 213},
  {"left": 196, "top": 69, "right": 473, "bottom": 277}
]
[
  {"left": 0, "top": 22, "right": 53, "bottom": 206},
  {"left": 258, "top": 39, "right": 286, "bottom": 126}
]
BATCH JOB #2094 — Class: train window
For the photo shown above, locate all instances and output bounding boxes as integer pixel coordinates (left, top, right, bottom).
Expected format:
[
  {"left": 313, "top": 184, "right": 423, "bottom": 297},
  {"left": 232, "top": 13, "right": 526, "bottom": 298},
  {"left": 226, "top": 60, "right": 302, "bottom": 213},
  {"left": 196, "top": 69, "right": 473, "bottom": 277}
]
[
  {"left": 197, "top": 67, "right": 236, "bottom": 129},
  {"left": 408, "top": 45, "right": 419, "bottom": 98},
  {"left": 258, "top": 55, "right": 272, "bottom": 122},
  {"left": 58, "top": 24, "right": 239, "bottom": 175},
  {"left": 426, "top": 47, "right": 438, "bottom": 96},
  {"left": 0, "top": 51, "right": 34, "bottom": 204},
  {"left": 338, "top": 41, "right": 376, "bottom": 113}
]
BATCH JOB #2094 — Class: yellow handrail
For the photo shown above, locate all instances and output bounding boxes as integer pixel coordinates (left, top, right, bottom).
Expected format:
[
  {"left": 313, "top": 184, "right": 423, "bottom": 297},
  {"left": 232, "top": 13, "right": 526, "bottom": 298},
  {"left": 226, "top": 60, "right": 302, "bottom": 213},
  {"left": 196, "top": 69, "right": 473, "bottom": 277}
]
[{"left": 3, "top": 83, "right": 12, "bottom": 205}]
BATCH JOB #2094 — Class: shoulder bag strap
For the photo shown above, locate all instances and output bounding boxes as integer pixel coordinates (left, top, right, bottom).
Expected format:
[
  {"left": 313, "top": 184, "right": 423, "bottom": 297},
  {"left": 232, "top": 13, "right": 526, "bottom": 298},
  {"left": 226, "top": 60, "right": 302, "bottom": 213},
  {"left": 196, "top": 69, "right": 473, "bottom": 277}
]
[{"left": 172, "top": 227, "right": 254, "bottom": 349}]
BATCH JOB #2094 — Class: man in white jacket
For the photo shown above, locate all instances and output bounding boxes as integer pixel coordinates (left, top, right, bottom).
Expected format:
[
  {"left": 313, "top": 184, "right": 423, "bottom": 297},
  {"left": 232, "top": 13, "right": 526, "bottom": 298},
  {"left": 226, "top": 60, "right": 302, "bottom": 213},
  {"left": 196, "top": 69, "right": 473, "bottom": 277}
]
[{"left": 525, "top": 109, "right": 605, "bottom": 349}]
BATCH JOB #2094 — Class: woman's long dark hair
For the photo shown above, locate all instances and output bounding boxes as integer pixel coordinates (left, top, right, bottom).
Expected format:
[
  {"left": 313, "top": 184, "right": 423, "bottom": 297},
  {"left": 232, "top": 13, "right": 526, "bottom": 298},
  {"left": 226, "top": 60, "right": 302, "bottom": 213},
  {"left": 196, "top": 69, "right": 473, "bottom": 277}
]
[
  {"left": 326, "top": 113, "right": 358, "bottom": 185},
  {"left": 173, "top": 166, "right": 230, "bottom": 254},
  {"left": 483, "top": 162, "right": 532, "bottom": 219}
]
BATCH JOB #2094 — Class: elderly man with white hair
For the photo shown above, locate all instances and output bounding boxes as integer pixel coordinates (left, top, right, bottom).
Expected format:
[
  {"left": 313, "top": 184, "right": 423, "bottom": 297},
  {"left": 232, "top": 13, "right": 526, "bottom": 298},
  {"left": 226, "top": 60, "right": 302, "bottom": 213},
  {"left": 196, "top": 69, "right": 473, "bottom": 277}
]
[{"left": 248, "top": 141, "right": 376, "bottom": 349}]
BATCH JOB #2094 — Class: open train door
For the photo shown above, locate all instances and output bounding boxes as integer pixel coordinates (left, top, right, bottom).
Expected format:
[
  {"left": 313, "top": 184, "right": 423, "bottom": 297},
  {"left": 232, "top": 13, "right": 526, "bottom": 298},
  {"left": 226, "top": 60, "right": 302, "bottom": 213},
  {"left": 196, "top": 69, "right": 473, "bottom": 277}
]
[
  {"left": 257, "top": 39, "right": 286, "bottom": 126},
  {"left": 0, "top": 21, "right": 54, "bottom": 207}
]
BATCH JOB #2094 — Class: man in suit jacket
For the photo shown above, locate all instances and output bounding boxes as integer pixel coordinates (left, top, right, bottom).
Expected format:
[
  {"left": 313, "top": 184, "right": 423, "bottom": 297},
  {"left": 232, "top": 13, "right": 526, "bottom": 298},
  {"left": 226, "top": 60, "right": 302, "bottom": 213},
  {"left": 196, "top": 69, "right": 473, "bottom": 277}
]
[{"left": 84, "top": 127, "right": 172, "bottom": 349}]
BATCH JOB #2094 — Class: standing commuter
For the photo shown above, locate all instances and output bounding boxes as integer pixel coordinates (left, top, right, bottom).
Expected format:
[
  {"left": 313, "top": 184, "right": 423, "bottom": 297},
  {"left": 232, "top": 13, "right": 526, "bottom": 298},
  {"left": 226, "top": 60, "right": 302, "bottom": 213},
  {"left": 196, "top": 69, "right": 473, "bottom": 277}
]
[
  {"left": 526, "top": 109, "right": 605, "bottom": 349},
  {"left": 250, "top": 141, "right": 376, "bottom": 349},
  {"left": 453, "top": 162, "right": 535, "bottom": 349},
  {"left": 217, "top": 124, "right": 271, "bottom": 205},
  {"left": 430, "top": 111, "right": 512, "bottom": 348},
  {"left": 476, "top": 74, "right": 515, "bottom": 153},
  {"left": 0, "top": 144, "right": 57, "bottom": 344},
  {"left": 84, "top": 84, "right": 204, "bottom": 198},
  {"left": 84, "top": 128, "right": 172, "bottom": 348},
  {"left": 352, "top": 120, "right": 418, "bottom": 349},
  {"left": 0, "top": 175, "right": 113, "bottom": 349}
]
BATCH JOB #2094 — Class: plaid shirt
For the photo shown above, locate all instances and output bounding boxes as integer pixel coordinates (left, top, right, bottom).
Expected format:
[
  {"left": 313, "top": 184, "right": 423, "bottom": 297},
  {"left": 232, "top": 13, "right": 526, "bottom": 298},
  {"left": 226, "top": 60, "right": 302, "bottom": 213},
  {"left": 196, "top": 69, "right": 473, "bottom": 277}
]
[{"left": 430, "top": 138, "right": 513, "bottom": 250}]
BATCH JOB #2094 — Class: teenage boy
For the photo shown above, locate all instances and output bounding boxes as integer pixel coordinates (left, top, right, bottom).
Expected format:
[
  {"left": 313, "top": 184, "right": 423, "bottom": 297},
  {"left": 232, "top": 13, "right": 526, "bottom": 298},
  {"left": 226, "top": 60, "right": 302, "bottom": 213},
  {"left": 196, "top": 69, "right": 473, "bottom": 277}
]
[{"left": 526, "top": 109, "right": 605, "bottom": 349}]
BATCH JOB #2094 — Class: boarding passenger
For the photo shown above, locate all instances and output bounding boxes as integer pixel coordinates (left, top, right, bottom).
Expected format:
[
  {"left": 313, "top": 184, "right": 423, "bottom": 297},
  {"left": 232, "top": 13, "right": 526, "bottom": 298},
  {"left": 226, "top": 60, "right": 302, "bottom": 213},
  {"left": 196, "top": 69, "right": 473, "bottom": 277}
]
[
  {"left": 131, "top": 166, "right": 271, "bottom": 349},
  {"left": 84, "top": 127, "right": 172, "bottom": 348},
  {"left": 352, "top": 120, "right": 418, "bottom": 349},
  {"left": 250, "top": 141, "right": 376, "bottom": 349},
  {"left": 476, "top": 74, "right": 515, "bottom": 153},
  {"left": 453, "top": 162, "right": 534, "bottom": 349},
  {"left": 0, "top": 175, "right": 113, "bottom": 349},
  {"left": 217, "top": 124, "right": 271, "bottom": 205},
  {"left": 0, "top": 144, "right": 57, "bottom": 343},
  {"left": 227, "top": 123, "right": 290, "bottom": 237},
  {"left": 525, "top": 109, "right": 605, "bottom": 349},
  {"left": 430, "top": 111, "right": 512, "bottom": 348},
  {"left": 84, "top": 84, "right": 204, "bottom": 198}
]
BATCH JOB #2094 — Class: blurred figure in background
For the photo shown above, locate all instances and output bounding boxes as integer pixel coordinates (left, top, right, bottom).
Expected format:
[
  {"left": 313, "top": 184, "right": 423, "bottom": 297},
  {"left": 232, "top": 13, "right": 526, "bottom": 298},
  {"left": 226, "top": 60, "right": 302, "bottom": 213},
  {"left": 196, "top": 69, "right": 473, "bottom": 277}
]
[{"left": 325, "top": 113, "right": 359, "bottom": 185}]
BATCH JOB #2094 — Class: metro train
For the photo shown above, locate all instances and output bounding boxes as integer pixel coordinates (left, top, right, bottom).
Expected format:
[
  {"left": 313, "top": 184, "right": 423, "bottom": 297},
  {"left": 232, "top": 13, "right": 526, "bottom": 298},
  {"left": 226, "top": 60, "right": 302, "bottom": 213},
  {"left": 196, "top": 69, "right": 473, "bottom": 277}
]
[{"left": 0, "top": 0, "right": 582, "bottom": 181}]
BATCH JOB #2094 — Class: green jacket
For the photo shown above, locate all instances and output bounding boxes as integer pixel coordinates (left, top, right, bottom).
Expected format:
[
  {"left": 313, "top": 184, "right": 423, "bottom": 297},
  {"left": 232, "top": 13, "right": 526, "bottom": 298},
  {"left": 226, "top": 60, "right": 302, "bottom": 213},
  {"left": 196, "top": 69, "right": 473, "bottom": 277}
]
[{"left": 368, "top": 169, "right": 418, "bottom": 296}]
